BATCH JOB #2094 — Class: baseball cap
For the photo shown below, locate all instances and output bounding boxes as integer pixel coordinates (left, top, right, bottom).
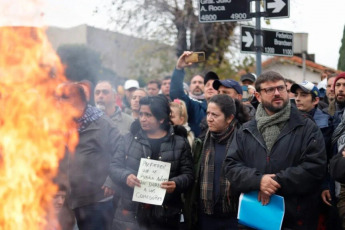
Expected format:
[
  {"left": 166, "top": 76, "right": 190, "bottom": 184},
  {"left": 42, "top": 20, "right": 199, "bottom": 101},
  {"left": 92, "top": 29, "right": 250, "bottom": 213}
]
[
  {"left": 204, "top": 71, "right": 219, "bottom": 85},
  {"left": 290, "top": 81, "right": 320, "bottom": 98},
  {"left": 124, "top": 79, "right": 139, "bottom": 90},
  {"left": 240, "top": 73, "right": 256, "bottom": 83},
  {"left": 213, "top": 79, "right": 243, "bottom": 95}
]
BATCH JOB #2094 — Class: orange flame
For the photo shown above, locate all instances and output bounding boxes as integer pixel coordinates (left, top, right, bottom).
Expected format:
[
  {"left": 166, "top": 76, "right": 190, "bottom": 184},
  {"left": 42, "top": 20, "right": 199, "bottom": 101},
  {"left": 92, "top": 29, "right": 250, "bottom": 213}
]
[{"left": 0, "top": 26, "right": 78, "bottom": 229}]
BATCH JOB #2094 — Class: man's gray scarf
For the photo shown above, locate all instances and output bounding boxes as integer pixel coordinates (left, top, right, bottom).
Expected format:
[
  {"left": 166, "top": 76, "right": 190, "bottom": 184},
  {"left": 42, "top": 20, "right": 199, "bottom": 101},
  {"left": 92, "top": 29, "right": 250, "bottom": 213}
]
[
  {"left": 332, "top": 109, "right": 345, "bottom": 151},
  {"left": 256, "top": 101, "right": 291, "bottom": 151}
]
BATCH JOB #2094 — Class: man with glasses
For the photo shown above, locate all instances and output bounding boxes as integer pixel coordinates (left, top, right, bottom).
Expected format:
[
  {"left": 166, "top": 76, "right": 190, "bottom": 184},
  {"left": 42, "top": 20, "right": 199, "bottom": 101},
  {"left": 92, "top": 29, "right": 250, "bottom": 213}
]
[{"left": 225, "top": 71, "right": 327, "bottom": 229}]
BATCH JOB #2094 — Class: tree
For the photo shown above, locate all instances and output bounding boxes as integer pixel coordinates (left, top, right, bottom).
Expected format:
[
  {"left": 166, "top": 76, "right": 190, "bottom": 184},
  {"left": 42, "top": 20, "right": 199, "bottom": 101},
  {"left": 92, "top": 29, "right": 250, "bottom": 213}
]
[
  {"left": 96, "top": 0, "right": 239, "bottom": 69},
  {"left": 338, "top": 25, "right": 345, "bottom": 71},
  {"left": 127, "top": 41, "right": 176, "bottom": 82}
]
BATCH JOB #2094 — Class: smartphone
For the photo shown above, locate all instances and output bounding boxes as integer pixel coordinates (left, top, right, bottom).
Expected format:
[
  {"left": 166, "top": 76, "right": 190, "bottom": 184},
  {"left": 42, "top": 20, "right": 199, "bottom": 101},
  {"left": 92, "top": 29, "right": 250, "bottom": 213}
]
[
  {"left": 242, "top": 85, "right": 249, "bottom": 102},
  {"left": 185, "top": 52, "right": 206, "bottom": 63},
  {"left": 242, "top": 85, "right": 255, "bottom": 102}
]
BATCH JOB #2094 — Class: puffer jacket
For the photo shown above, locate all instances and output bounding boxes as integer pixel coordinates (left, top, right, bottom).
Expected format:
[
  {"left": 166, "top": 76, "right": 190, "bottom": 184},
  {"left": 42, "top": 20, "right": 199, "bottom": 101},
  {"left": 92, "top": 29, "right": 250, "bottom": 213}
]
[
  {"left": 225, "top": 106, "right": 327, "bottom": 230},
  {"left": 110, "top": 120, "right": 194, "bottom": 229}
]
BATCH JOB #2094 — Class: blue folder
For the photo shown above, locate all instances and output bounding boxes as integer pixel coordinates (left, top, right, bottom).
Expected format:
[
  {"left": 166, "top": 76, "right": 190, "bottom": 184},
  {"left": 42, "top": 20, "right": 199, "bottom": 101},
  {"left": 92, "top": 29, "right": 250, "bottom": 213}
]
[{"left": 237, "top": 191, "right": 285, "bottom": 230}]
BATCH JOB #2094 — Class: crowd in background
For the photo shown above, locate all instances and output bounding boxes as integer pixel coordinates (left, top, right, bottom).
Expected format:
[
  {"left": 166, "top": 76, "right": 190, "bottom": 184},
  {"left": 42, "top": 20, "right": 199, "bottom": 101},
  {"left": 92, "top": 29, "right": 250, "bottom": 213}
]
[{"left": 51, "top": 51, "right": 345, "bottom": 230}]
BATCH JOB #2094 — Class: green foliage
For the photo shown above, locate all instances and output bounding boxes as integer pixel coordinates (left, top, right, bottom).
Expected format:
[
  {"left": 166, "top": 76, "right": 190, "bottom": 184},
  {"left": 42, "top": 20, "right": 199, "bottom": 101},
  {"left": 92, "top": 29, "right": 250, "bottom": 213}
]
[
  {"left": 95, "top": 0, "right": 258, "bottom": 82},
  {"left": 100, "top": 0, "right": 237, "bottom": 68},
  {"left": 127, "top": 43, "right": 176, "bottom": 84},
  {"left": 233, "top": 56, "right": 256, "bottom": 73},
  {"left": 184, "top": 54, "right": 255, "bottom": 82},
  {"left": 57, "top": 44, "right": 118, "bottom": 84},
  {"left": 338, "top": 25, "right": 345, "bottom": 71}
]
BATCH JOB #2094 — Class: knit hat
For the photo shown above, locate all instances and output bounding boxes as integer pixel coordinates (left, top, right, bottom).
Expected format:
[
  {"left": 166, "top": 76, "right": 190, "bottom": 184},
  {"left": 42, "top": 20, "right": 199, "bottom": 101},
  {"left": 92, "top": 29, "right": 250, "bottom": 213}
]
[
  {"left": 290, "top": 81, "right": 320, "bottom": 98},
  {"left": 213, "top": 79, "right": 243, "bottom": 95},
  {"left": 333, "top": 72, "right": 345, "bottom": 91},
  {"left": 204, "top": 71, "right": 219, "bottom": 85}
]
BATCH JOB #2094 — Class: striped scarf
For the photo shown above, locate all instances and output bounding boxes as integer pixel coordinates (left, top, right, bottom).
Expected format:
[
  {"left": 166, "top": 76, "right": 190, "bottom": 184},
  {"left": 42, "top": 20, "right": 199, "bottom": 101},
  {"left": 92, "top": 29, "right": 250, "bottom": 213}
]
[
  {"left": 200, "top": 119, "right": 237, "bottom": 215},
  {"left": 76, "top": 105, "right": 103, "bottom": 132}
]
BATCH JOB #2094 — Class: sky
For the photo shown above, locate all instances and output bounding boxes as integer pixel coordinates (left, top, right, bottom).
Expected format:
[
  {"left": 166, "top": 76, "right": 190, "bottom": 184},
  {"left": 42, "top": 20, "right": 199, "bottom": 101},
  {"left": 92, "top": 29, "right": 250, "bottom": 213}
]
[
  {"left": 266, "top": 0, "right": 345, "bottom": 70},
  {"left": 1, "top": 0, "right": 345, "bottom": 70}
]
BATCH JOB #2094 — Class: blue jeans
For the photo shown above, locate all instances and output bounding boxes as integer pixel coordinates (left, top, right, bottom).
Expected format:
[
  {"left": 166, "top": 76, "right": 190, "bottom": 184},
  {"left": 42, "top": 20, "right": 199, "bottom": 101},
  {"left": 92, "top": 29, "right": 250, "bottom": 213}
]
[{"left": 74, "top": 200, "right": 114, "bottom": 230}]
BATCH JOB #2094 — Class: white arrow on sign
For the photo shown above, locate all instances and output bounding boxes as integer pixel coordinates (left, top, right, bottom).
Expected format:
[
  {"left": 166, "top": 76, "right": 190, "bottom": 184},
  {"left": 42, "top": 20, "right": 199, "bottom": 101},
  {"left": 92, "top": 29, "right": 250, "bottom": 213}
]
[
  {"left": 267, "top": 0, "right": 286, "bottom": 13},
  {"left": 242, "top": 31, "right": 253, "bottom": 48}
]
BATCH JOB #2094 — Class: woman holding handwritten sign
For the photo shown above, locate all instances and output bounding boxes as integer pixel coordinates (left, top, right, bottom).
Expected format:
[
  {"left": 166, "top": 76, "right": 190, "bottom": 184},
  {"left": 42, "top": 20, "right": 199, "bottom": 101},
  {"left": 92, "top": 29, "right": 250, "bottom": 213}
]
[{"left": 110, "top": 95, "right": 193, "bottom": 230}]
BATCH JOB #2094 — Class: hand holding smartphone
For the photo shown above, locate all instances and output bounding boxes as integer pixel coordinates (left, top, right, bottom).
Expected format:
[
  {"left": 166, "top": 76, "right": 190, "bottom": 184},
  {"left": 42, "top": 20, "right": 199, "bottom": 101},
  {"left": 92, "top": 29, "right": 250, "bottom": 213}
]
[{"left": 185, "top": 52, "right": 206, "bottom": 63}]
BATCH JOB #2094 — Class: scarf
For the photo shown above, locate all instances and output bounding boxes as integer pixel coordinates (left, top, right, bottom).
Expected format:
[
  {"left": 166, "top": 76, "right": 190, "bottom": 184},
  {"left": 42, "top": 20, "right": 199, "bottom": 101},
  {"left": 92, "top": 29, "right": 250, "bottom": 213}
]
[
  {"left": 190, "top": 93, "right": 205, "bottom": 101},
  {"left": 332, "top": 109, "right": 345, "bottom": 151},
  {"left": 256, "top": 101, "right": 291, "bottom": 152},
  {"left": 76, "top": 105, "right": 103, "bottom": 132},
  {"left": 200, "top": 119, "right": 237, "bottom": 215}
]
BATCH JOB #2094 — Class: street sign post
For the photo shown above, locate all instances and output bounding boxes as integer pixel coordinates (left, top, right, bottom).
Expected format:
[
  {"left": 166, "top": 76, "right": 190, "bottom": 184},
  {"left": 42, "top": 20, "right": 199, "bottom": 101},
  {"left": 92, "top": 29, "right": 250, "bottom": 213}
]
[
  {"left": 265, "top": 0, "right": 289, "bottom": 19},
  {"left": 241, "top": 26, "right": 293, "bottom": 57},
  {"left": 199, "top": 0, "right": 250, "bottom": 23},
  {"left": 198, "top": 0, "right": 292, "bottom": 75}
]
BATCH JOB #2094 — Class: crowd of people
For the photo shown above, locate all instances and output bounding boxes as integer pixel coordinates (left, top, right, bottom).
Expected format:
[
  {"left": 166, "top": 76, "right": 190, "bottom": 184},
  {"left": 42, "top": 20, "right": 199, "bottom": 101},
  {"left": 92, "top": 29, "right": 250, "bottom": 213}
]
[{"left": 52, "top": 51, "right": 345, "bottom": 230}]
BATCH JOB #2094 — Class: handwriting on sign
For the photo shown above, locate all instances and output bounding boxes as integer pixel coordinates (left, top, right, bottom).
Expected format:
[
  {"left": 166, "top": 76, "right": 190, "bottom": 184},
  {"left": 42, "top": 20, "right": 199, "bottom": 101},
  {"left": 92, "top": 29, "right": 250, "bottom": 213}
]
[{"left": 132, "top": 158, "right": 171, "bottom": 205}]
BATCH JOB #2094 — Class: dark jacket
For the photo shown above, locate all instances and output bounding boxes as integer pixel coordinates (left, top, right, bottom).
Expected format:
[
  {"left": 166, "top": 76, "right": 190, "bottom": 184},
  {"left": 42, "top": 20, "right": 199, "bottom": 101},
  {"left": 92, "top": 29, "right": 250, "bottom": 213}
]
[
  {"left": 244, "top": 103, "right": 256, "bottom": 120},
  {"left": 332, "top": 108, "right": 343, "bottom": 130},
  {"left": 110, "top": 120, "right": 194, "bottom": 229},
  {"left": 170, "top": 68, "right": 207, "bottom": 137},
  {"left": 68, "top": 114, "right": 123, "bottom": 209},
  {"left": 225, "top": 106, "right": 327, "bottom": 230},
  {"left": 311, "top": 108, "right": 333, "bottom": 160},
  {"left": 184, "top": 123, "right": 240, "bottom": 230},
  {"left": 330, "top": 151, "right": 345, "bottom": 183},
  {"left": 322, "top": 104, "right": 344, "bottom": 202}
]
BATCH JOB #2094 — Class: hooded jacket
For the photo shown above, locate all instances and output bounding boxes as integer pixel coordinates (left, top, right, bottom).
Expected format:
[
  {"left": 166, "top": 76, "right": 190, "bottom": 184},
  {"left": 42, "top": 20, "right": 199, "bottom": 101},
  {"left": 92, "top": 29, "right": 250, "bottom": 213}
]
[{"left": 225, "top": 106, "right": 327, "bottom": 230}]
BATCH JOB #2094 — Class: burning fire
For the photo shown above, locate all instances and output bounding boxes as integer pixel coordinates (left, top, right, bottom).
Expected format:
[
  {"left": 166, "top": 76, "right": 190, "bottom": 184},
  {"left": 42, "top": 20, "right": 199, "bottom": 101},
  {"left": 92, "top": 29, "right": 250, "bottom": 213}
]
[{"left": 0, "top": 26, "right": 78, "bottom": 229}]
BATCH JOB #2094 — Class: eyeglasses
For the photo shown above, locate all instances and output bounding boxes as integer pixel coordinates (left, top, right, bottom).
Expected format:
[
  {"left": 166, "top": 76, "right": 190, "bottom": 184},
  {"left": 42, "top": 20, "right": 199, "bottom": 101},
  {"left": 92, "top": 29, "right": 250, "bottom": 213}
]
[{"left": 260, "top": 85, "right": 287, "bottom": 95}]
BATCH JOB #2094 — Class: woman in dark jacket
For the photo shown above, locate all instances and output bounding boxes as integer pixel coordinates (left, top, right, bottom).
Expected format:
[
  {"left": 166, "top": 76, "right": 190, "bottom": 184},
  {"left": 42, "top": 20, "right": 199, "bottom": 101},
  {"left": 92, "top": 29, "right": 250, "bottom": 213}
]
[
  {"left": 110, "top": 95, "right": 193, "bottom": 230},
  {"left": 185, "top": 94, "right": 249, "bottom": 230}
]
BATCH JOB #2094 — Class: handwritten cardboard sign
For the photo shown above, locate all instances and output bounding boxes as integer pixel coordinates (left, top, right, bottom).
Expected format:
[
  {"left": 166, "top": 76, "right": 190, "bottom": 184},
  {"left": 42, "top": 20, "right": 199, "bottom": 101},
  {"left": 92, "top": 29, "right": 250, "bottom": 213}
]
[{"left": 132, "top": 158, "right": 171, "bottom": 205}]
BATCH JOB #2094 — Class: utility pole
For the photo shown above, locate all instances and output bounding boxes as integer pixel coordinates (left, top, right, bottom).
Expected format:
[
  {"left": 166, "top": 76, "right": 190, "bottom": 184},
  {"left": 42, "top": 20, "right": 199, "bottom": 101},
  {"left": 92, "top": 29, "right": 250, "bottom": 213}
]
[{"left": 255, "top": 0, "right": 262, "bottom": 76}]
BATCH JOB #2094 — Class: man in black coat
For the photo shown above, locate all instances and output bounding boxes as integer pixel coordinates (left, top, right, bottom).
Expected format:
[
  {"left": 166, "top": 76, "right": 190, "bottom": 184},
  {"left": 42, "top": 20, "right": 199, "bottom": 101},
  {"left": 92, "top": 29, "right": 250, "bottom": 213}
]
[
  {"left": 58, "top": 83, "right": 123, "bottom": 230},
  {"left": 225, "top": 71, "right": 327, "bottom": 230}
]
